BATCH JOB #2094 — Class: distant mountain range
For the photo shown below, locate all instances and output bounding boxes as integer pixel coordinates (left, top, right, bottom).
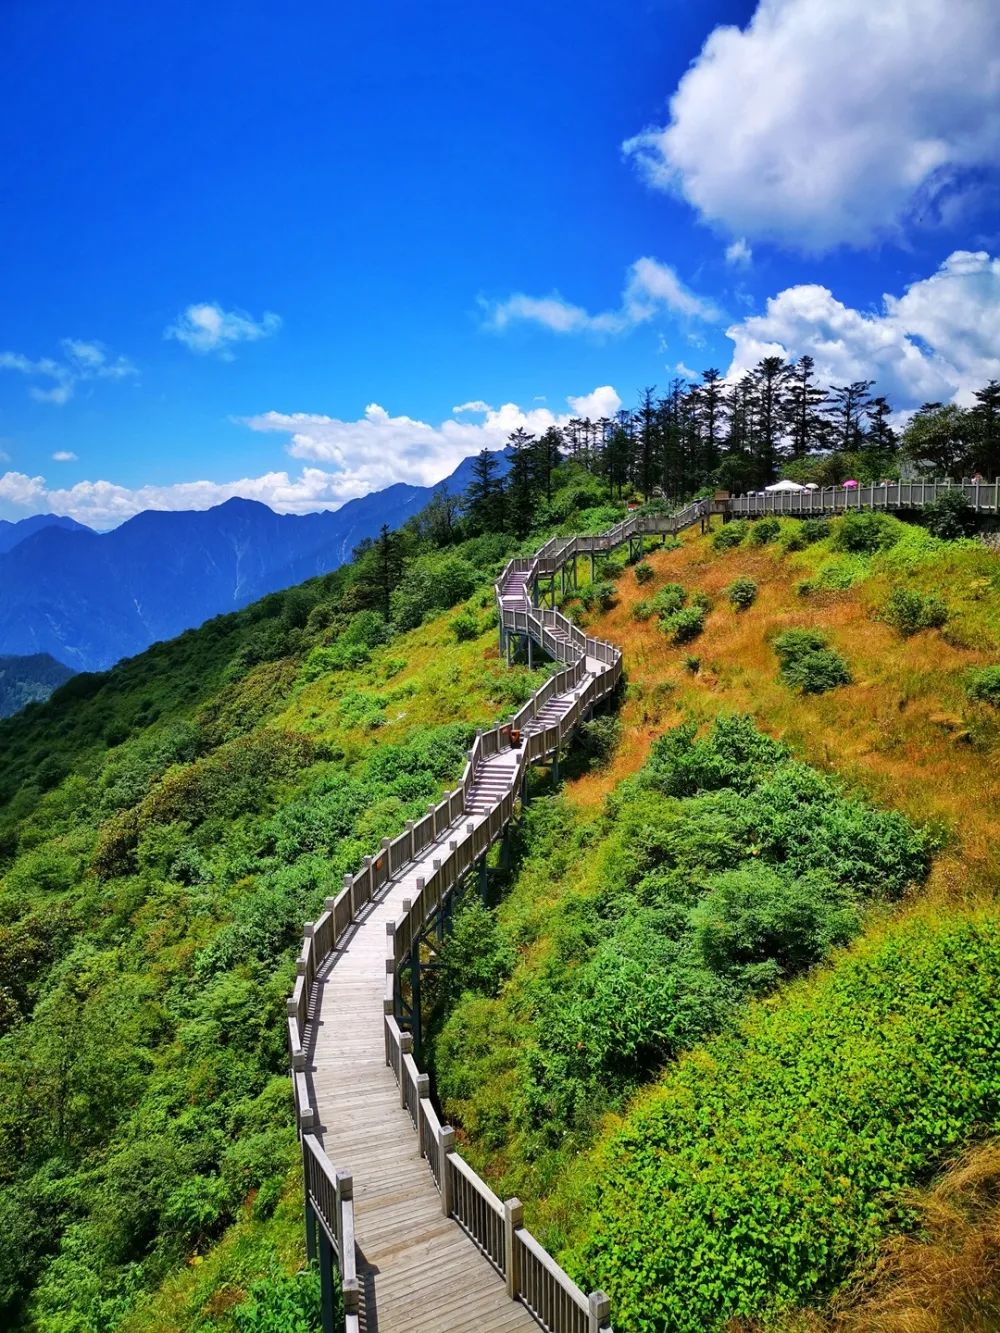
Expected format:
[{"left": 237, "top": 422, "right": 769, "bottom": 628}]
[
  {"left": 0, "top": 450, "right": 505, "bottom": 672},
  {"left": 0, "top": 653, "right": 76, "bottom": 718}
]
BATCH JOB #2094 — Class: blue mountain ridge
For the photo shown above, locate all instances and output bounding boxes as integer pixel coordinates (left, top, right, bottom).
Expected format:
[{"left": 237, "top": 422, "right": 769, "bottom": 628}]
[
  {"left": 0, "top": 513, "right": 91, "bottom": 556},
  {"left": 0, "top": 448, "right": 508, "bottom": 672}
]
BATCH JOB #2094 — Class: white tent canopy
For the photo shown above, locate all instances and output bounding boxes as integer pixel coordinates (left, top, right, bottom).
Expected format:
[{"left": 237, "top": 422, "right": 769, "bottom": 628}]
[{"left": 764, "top": 479, "right": 806, "bottom": 492}]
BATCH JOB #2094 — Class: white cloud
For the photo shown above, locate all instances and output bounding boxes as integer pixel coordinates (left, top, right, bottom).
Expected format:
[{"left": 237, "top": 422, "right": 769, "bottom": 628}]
[
  {"left": 0, "top": 386, "right": 622, "bottom": 528},
  {"left": 674, "top": 362, "right": 700, "bottom": 380},
  {"left": 452, "top": 400, "right": 492, "bottom": 414},
  {"left": 625, "top": 0, "right": 1000, "bottom": 251},
  {"left": 51, "top": 451, "right": 77, "bottom": 462},
  {"left": 0, "top": 340, "right": 136, "bottom": 405},
  {"left": 724, "top": 249, "right": 1000, "bottom": 407},
  {"left": 725, "top": 238, "right": 752, "bottom": 268},
  {"left": 165, "top": 303, "right": 282, "bottom": 358},
  {"left": 484, "top": 257, "right": 719, "bottom": 335}
]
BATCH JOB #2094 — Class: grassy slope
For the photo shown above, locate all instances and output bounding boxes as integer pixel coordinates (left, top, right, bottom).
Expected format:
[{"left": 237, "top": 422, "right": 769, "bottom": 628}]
[
  {"left": 430, "top": 515, "right": 1000, "bottom": 1330},
  {"left": 0, "top": 575, "right": 551, "bottom": 1331}
]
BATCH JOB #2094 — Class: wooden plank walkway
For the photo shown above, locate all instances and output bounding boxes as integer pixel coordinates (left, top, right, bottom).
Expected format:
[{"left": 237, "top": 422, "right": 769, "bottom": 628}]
[{"left": 305, "top": 738, "right": 544, "bottom": 1328}]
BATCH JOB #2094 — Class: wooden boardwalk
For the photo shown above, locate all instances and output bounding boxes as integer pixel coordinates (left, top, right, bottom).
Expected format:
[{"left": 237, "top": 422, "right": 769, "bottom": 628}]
[
  {"left": 306, "top": 747, "right": 537, "bottom": 1331},
  {"left": 289, "top": 507, "right": 700, "bottom": 1333}
]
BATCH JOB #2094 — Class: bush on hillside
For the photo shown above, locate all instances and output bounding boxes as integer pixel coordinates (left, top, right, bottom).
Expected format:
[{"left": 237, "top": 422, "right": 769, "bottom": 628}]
[
  {"left": 451, "top": 609, "right": 480, "bottom": 642},
  {"left": 922, "top": 489, "right": 977, "bottom": 540},
  {"left": 749, "top": 517, "right": 781, "bottom": 546},
  {"left": 966, "top": 666, "right": 1000, "bottom": 707},
  {"left": 634, "top": 561, "right": 654, "bottom": 585},
  {"left": 572, "top": 909, "right": 1000, "bottom": 1332},
  {"left": 579, "top": 716, "right": 622, "bottom": 769},
  {"left": 712, "top": 521, "right": 748, "bottom": 551},
  {"left": 774, "top": 628, "right": 851, "bottom": 694},
  {"left": 661, "top": 606, "right": 706, "bottom": 645},
  {"left": 832, "top": 510, "right": 899, "bottom": 555},
  {"left": 652, "top": 584, "right": 687, "bottom": 616},
  {"left": 880, "top": 588, "right": 949, "bottom": 637},
  {"left": 727, "top": 578, "right": 758, "bottom": 611},
  {"left": 801, "top": 517, "right": 831, "bottom": 544}
]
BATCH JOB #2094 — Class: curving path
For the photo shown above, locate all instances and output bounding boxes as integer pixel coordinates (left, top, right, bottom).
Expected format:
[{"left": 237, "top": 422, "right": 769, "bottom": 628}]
[{"left": 290, "top": 506, "right": 703, "bottom": 1332}]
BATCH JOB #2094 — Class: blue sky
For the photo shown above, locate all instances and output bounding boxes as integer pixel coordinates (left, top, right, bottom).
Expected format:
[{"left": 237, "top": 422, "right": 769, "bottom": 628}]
[{"left": 1, "top": 0, "right": 998, "bottom": 526}]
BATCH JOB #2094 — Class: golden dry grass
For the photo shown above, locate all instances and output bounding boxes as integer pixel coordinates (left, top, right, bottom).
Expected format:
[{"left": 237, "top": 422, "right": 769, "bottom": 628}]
[{"left": 570, "top": 528, "right": 1000, "bottom": 903}]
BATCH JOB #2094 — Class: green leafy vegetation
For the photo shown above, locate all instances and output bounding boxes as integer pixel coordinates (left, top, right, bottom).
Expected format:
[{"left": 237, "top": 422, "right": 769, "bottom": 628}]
[
  {"left": 727, "top": 577, "right": 758, "bottom": 611},
  {"left": 569, "top": 906, "right": 1000, "bottom": 1331},
  {"left": 773, "top": 628, "right": 852, "bottom": 693},
  {"left": 432, "top": 716, "right": 929, "bottom": 1236},
  {"left": 966, "top": 666, "right": 1000, "bottom": 707},
  {"left": 880, "top": 587, "right": 949, "bottom": 637}
]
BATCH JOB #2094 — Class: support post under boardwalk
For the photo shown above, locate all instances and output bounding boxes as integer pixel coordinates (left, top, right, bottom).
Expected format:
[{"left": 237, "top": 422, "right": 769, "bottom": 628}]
[
  {"left": 552, "top": 747, "right": 560, "bottom": 785},
  {"left": 478, "top": 852, "right": 487, "bottom": 903},
  {"left": 527, "top": 634, "right": 533, "bottom": 669},
  {"left": 318, "top": 1225, "right": 336, "bottom": 1333},
  {"left": 409, "top": 939, "right": 421, "bottom": 1058}
]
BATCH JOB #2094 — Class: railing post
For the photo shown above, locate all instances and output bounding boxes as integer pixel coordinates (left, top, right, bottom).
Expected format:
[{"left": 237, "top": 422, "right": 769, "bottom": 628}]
[
  {"left": 399, "top": 1031, "right": 412, "bottom": 1109},
  {"left": 440, "top": 1125, "right": 455, "bottom": 1217},
  {"left": 588, "top": 1290, "right": 611, "bottom": 1333},
  {"left": 416, "top": 1072, "right": 429, "bottom": 1156},
  {"left": 503, "top": 1197, "right": 523, "bottom": 1298}
]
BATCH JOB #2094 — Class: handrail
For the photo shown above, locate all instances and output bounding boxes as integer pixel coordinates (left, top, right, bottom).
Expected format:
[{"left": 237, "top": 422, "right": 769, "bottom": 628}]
[
  {"left": 728, "top": 478, "right": 1000, "bottom": 517},
  {"left": 287, "top": 501, "right": 707, "bottom": 1329}
]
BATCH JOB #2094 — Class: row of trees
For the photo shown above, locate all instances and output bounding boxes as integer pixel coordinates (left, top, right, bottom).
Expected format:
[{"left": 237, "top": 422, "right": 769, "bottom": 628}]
[
  {"left": 350, "top": 368, "right": 1000, "bottom": 608},
  {"left": 461, "top": 363, "right": 1000, "bottom": 515}
]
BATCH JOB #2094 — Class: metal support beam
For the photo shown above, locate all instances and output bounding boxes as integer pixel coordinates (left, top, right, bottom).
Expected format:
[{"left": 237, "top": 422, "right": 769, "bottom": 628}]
[
  {"left": 552, "top": 747, "right": 560, "bottom": 785},
  {"left": 478, "top": 853, "right": 488, "bottom": 903},
  {"left": 305, "top": 1196, "right": 317, "bottom": 1264},
  {"left": 527, "top": 634, "right": 533, "bottom": 669}
]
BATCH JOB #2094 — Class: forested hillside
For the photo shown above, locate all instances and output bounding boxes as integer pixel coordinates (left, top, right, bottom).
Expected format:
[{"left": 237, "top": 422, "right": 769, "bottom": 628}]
[
  {"left": 428, "top": 508, "right": 1000, "bottom": 1330},
  {"left": 3, "top": 415, "right": 1000, "bottom": 1332},
  {"left": 0, "top": 461, "right": 622, "bottom": 1331}
]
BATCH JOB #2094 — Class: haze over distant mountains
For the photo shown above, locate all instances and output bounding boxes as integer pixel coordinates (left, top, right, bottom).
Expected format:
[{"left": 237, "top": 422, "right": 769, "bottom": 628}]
[{"left": 0, "top": 450, "right": 503, "bottom": 672}]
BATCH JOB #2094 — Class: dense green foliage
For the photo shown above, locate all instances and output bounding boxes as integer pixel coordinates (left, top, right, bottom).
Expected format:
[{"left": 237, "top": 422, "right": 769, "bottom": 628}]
[
  {"left": 727, "top": 577, "right": 758, "bottom": 611},
  {"left": 571, "top": 907, "right": 1000, "bottom": 1331},
  {"left": 966, "top": 666, "right": 1000, "bottom": 707},
  {"left": 880, "top": 587, "right": 949, "bottom": 637},
  {"left": 773, "top": 628, "right": 852, "bottom": 694},
  {"left": 433, "top": 717, "right": 929, "bottom": 1218},
  {"left": 0, "top": 458, "right": 628, "bottom": 1330}
]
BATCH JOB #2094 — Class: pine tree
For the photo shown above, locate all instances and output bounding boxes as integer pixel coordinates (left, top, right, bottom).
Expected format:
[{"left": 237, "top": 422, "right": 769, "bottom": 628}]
[
  {"left": 783, "top": 355, "right": 828, "bottom": 458},
  {"left": 464, "top": 448, "right": 505, "bottom": 533},
  {"left": 374, "top": 524, "right": 405, "bottom": 619},
  {"left": 865, "top": 395, "right": 896, "bottom": 453},
  {"left": 504, "top": 427, "right": 537, "bottom": 537},
  {"left": 752, "top": 356, "right": 790, "bottom": 484},
  {"left": 971, "top": 380, "right": 1000, "bottom": 477},
  {"left": 827, "top": 380, "right": 874, "bottom": 452},
  {"left": 531, "top": 426, "right": 562, "bottom": 506},
  {"left": 693, "top": 369, "right": 725, "bottom": 479}
]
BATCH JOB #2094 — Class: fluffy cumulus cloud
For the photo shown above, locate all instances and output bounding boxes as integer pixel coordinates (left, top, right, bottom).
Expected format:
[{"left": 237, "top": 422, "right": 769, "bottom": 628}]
[
  {"left": 484, "top": 257, "right": 718, "bottom": 334},
  {"left": 0, "top": 339, "right": 136, "bottom": 404},
  {"left": 0, "top": 386, "right": 622, "bottom": 529},
  {"left": 625, "top": 0, "right": 1000, "bottom": 250},
  {"left": 725, "top": 250, "right": 1000, "bottom": 407},
  {"left": 51, "top": 451, "right": 77, "bottom": 462},
  {"left": 164, "top": 303, "right": 282, "bottom": 357}
]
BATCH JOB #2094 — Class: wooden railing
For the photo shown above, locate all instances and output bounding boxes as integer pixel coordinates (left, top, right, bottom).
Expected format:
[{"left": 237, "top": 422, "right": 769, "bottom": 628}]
[
  {"left": 729, "top": 478, "right": 1000, "bottom": 517},
  {"left": 286, "top": 503, "right": 707, "bottom": 1330}
]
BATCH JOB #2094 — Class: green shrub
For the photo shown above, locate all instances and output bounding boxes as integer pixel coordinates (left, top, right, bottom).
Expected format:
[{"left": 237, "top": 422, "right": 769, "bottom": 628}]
[
  {"left": 727, "top": 578, "right": 758, "bottom": 611},
  {"left": 631, "top": 600, "right": 654, "bottom": 623},
  {"left": 749, "top": 517, "right": 780, "bottom": 546},
  {"left": 591, "top": 581, "right": 618, "bottom": 612},
  {"left": 451, "top": 609, "right": 480, "bottom": 642},
  {"left": 652, "top": 584, "right": 687, "bottom": 616},
  {"left": 712, "top": 521, "right": 748, "bottom": 551},
  {"left": 234, "top": 1268, "right": 325, "bottom": 1333},
  {"left": 966, "top": 666, "right": 1000, "bottom": 706},
  {"left": 774, "top": 629, "right": 851, "bottom": 694},
  {"left": 832, "top": 510, "right": 899, "bottom": 554},
  {"left": 661, "top": 606, "right": 706, "bottom": 645},
  {"left": 579, "top": 716, "right": 622, "bottom": 768},
  {"left": 880, "top": 588, "right": 949, "bottom": 637},
  {"left": 922, "top": 489, "right": 977, "bottom": 539},
  {"left": 683, "top": 656, "right": 700, "bottom": 674},
  {"left": 573, "top": 908, "right": 1000, "bottom": 1331},
  {"left": 634, "top": 562, "right": 654, "bottom": 585},
  {"left": 801, "top": 517, "right": 831, "bottom": 544}
]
